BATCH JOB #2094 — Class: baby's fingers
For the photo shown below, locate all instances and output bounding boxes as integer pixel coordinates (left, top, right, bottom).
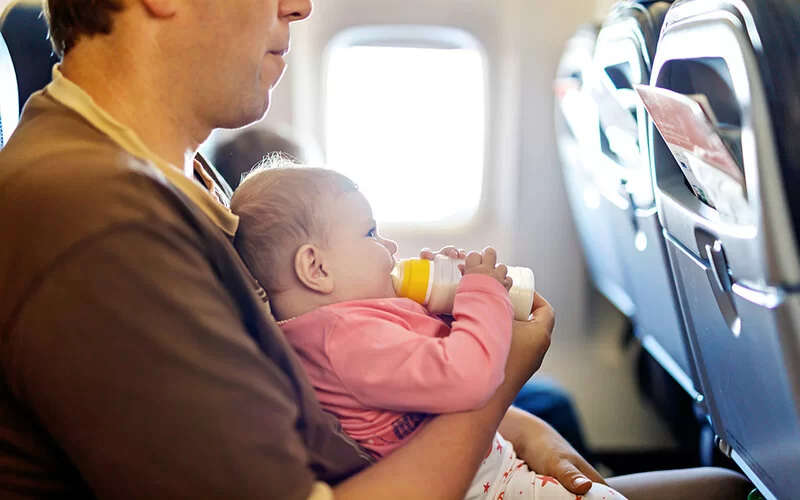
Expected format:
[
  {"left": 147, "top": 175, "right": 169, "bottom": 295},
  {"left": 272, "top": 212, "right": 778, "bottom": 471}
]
[
  {"left": 481, "top": 247, "right": 497, "bottom": 268},
  {"left": 464, "top": 251, "right": 482, "bottom": 270},
  {"left": 496, "top": 264, "right": 509, "bottom": 279},
  {"left": 420, "top": 246, "right": 463, "bottom": 261}
]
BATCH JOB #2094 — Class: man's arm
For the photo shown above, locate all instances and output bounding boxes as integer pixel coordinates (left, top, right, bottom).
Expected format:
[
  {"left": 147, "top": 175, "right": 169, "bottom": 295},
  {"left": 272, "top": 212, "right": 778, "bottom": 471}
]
[
  {"left": 332, "top": 295, "right": 555, "bottom": 500},
  {"left": 7, "top": 221, "right": 319, "bottom": 499},
  {"left": 499, "top": 406, "right": 606, "bottom": 495}
]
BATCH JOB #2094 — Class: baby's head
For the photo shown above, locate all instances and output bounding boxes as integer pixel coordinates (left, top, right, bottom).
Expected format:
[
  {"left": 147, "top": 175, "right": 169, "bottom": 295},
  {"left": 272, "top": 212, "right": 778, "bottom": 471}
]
[{"left": 231, "top": 160, "right": 399, "bottom": 320}]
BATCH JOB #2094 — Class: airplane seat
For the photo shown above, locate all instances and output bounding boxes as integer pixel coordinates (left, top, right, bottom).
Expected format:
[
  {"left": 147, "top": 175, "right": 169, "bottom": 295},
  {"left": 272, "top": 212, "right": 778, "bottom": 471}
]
[
  {"left": 554, "top": 25, "right": 636, "bottom": 315},
  {"left": 650, "top": 0, "right": 800, "bottom": 497},
  {"left": 555, "top": 22, "right": 636, "bottom": 319},
  {"left": 0, "top": 33, "right": 19, "bottom": 149},
  {"left": 587, "top": 0, "right": 701, "bottom": 400},
  {"left": 0, "top": 1, "right": 59, "bottom": 114}
]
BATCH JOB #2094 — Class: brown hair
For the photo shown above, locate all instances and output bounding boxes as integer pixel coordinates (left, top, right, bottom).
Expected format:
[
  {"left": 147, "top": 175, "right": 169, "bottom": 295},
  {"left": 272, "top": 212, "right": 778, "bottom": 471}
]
[
  {"left": 44, "top": 0, "right": 125, "bottom": 57},
  {"left": 231, "top": 158, "right": 358, "bottom": 295}
]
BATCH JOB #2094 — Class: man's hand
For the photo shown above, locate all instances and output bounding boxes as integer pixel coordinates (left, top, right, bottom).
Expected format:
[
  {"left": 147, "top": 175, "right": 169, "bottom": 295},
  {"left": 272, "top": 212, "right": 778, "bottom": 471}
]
[
  {"left": 499, "top": 407, "right": 606, "bottom": 496},
  {"left": 508, "top": 293, "right": 554, "bottom": 377}
]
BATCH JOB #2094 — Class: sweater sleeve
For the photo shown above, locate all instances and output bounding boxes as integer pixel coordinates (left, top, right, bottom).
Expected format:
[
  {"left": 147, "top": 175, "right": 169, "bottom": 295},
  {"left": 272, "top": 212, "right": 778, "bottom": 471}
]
[{"left": 326, "top": 275, "right": 513, "bottom": 413}]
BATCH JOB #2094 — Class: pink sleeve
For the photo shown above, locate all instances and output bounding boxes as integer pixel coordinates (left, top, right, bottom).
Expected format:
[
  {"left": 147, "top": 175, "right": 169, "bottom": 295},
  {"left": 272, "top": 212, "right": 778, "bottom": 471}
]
[{"left": 326, "top": 274, "right": 513, "bottom": 413}]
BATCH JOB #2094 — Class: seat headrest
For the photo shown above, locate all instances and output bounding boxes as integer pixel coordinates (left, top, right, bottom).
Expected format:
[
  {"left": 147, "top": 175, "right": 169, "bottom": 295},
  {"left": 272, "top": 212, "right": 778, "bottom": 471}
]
[
  {"left": 0, "top": 2, "right": 60, "bottom": 114},
  {"left": 0, "top": 33, "right": 19, "bottom": 148}
]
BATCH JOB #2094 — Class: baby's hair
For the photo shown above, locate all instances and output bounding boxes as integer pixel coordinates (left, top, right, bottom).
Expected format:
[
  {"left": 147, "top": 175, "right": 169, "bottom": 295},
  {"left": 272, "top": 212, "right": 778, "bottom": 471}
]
[{"left": 231, "top": 156, "right": 358, "bottom": 295}]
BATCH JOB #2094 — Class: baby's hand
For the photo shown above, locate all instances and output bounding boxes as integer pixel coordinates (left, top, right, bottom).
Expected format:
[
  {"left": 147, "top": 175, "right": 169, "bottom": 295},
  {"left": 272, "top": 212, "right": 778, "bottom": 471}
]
[
  {"left": 419, "top": 246, "right": 467, "bottom": 261},
  {"left": 463, "top": 247, "right": 513, "bottom": 291}
]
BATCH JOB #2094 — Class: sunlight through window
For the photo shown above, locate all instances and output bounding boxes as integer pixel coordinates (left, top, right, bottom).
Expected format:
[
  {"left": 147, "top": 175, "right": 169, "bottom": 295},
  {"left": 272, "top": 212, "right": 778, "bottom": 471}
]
[{"left": 326, "top": 41, "right": 485, "bottom": 225}]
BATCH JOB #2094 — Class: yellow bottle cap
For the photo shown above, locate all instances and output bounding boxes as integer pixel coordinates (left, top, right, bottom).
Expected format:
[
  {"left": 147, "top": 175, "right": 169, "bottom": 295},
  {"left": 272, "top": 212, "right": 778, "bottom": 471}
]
[{"left": 391, "top": 259, "right": 433, "bottom": 306}]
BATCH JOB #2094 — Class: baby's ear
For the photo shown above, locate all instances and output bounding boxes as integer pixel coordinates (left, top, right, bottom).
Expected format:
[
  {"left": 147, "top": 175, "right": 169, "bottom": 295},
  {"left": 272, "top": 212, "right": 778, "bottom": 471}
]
[{"left": 294, "top": 244, "right": 334, "bottom": 294}]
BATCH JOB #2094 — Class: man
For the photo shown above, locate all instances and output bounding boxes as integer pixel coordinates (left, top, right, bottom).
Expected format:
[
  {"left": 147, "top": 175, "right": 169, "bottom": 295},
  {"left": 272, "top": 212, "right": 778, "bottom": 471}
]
[{"left": 0, "top": 1, "right": 752, "bottom": 499}]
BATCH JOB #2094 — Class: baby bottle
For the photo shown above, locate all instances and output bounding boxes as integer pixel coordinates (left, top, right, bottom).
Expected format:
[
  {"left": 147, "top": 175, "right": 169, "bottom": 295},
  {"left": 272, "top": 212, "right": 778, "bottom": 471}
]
[{"left": 391, "top": 255, "right": 536, "bottom": 321}]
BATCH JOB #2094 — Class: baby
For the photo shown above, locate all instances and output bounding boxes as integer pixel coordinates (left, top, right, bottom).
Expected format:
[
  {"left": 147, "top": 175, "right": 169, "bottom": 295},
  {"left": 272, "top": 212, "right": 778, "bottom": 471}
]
[{"left": 231, "top": 162, "right": 625, "bottom": 500}]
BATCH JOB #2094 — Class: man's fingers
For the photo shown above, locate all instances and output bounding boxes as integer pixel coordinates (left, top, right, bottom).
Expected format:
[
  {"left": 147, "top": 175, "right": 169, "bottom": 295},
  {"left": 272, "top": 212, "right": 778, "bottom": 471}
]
[
  {"left": 555, "top": 461, "right": 594, "bottom": 495},
  {"left": 531, "top": 292, "right": 551, "bottom": 311},
  {"left": 529, "top": 293, "right": 555, "bottom": 326},
  {"left": 419, "top": 248, "right": 434, "bottom": 260},
  {"left": 571, "top": 455, "right": 607, "bottom": 486}
]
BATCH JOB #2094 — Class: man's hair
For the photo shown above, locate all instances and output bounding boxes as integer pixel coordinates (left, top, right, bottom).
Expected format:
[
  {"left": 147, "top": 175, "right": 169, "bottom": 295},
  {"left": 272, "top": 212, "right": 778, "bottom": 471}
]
[
  {"left": 231, "top": 158, "right": 358, "bottom": 295},
  {"left": 44, "top": 0, "right": 124, "bottom": 57}
]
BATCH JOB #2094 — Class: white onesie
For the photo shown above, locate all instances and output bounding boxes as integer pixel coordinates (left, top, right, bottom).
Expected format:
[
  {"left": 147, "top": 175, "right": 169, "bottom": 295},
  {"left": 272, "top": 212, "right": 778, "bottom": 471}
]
[{"left": 466, "top": 433, "right": 626, "bottom": 500}]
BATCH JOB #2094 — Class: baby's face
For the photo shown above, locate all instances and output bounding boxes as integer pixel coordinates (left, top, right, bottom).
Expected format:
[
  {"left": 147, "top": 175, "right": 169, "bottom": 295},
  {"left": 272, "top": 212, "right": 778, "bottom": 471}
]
[{"left": 324, "top": 191, "right": 398, "bottom": 302}]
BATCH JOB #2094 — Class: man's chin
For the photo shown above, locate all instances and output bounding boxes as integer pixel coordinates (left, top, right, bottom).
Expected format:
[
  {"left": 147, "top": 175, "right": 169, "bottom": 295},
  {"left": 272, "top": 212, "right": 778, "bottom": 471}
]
[{"left": 218, "top": 98, "right": 271, "bottom": 131}]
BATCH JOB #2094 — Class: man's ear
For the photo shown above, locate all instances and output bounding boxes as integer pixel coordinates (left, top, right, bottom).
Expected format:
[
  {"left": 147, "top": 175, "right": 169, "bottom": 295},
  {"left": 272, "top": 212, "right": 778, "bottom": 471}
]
[
  {"left": 294, "top": 244, "right": 335, "bottom": 294},
  {"left": 140, "top": 0, "right": 177, "bottom": 18}
]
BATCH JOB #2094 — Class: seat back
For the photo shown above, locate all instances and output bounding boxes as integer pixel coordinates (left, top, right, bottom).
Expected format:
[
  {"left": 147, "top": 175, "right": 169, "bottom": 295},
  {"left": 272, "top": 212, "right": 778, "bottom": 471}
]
[
  {"left": 0, "top": 1, "right": 59, "bottom": 113},
  {"left": 555, "top": 25, "right": 637, "bottom": 315},
  {"left": 0, "top": 32, "right": 18, "bottom": 148},
  {"left": 650, "top": 0, "right": 800, "bottom": 497},
  {"left": 588, "top": 0, "right": 700, "bottom": 397}
]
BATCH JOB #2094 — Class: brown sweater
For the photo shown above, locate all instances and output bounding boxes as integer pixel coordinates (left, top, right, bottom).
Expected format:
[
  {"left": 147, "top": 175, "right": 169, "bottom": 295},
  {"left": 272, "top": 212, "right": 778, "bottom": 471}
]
[{"left": 0, "top": 90, "right": 371, "bottom": 498}]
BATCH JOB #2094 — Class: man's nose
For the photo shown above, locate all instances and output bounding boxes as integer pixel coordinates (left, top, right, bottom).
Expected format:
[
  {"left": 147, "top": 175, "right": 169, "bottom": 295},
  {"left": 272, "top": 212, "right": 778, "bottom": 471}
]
[{"left": 282, "top": 0, "right": 313, "bottom": 22}]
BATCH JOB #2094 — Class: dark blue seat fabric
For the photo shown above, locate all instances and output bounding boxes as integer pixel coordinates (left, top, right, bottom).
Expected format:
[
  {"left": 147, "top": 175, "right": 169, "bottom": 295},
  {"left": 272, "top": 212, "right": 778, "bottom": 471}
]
[
  {"left": 1, "top": 2, "right": 59, "bottom": 113},
  {"left": 513, "top": 378, "right": 592, "bottom": 462}
]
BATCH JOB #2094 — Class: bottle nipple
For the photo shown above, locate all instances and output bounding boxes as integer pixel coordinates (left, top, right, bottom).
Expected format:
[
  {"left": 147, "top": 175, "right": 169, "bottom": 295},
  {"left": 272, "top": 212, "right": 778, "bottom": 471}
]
[{"left": 391, "top": 263, "right": 402, "bottom": 296}]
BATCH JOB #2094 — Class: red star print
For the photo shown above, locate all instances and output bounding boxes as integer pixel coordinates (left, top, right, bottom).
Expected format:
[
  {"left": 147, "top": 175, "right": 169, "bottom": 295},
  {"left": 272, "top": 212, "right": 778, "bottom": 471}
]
[
  {"left": 496, "top": 440, "right": 502, "bottom": 451},
  {"left": 540, "top": 475, "right": 559, "bottom": 487},
  {"left": 516, "top": 463, "right": 526, "bottom": 469},
  {"left": 503, "top": 471, "right": 509, "bottom": 478},
  {"left": 497, "top": 493, "right": 505, "bottom": 500},
  {"left": 575, "top": 496, "right": 583, "bottom": 500},
  {"left": 483, "top": 482, "right": 490, "bottom": 493}
]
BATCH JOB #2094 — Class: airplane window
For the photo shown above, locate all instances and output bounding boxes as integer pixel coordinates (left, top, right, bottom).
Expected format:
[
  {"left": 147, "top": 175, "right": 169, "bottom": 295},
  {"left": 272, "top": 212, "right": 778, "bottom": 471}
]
[{"left": 325, "top": 40, "right": 485, "bottom": 225}]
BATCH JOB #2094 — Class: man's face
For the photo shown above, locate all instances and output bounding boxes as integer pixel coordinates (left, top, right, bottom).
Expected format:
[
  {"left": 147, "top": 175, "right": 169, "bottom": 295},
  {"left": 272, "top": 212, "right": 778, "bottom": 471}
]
[{"left": 174, "top": 0, "right": 312, "bottom": 131}]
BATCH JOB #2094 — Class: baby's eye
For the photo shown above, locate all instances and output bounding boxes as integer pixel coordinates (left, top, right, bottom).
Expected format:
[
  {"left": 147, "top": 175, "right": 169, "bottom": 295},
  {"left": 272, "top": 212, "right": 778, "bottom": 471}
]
[{"left": 366, "top": 228, "right": 377, "bottom": 238}]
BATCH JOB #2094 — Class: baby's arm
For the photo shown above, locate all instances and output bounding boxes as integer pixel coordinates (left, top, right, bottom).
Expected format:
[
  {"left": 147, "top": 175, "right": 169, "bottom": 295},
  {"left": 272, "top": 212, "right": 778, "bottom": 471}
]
[{"left": 327, "top": 275, "right": 513, "bottom": 413}]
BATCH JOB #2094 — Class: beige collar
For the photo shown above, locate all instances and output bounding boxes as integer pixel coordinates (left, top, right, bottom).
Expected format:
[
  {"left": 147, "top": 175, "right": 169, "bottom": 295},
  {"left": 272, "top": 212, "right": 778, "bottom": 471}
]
[{"left": 45, "top": 65, "right": 239, "bottom": 236}]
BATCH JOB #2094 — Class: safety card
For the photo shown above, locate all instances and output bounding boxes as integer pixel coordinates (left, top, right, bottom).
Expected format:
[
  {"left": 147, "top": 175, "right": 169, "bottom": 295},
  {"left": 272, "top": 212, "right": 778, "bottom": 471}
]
[{"left": 634, "top": 85, "right": 751, "bottom": 224}]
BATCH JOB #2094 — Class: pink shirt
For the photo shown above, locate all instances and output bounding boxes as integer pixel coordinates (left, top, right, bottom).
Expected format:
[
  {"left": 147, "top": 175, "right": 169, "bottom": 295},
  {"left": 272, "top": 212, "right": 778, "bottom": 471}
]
[{"left": 281, "top": 274, "right": 513, "bottom": 459}]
